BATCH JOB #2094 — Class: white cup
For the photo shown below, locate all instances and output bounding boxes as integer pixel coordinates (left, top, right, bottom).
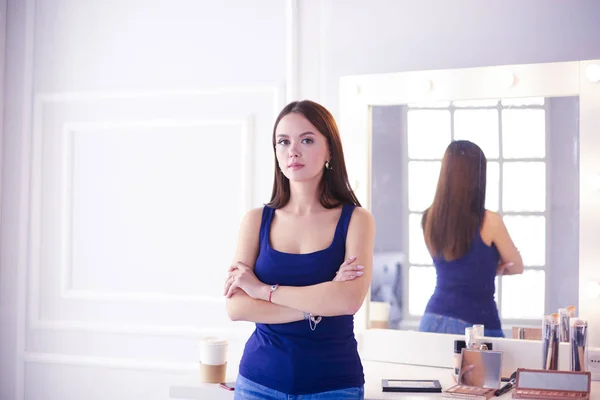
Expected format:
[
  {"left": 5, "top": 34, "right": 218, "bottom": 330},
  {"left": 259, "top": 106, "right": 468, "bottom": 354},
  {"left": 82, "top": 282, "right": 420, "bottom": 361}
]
[
  {"left": 465, "top": 327, "right": 478, "bottom": 348},
  {"left": 369, "top": 301, "right": 390, "bottom": 321},
  {"left": 473, "top": 324, "right": 485, "bottom": 338},
  {"left": 198, "top": 337, "right": 228, "bottom": 366}
]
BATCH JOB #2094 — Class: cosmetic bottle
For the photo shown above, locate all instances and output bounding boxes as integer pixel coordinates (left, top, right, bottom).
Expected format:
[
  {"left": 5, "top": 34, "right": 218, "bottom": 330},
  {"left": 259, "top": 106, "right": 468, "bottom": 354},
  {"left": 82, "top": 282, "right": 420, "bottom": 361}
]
[{"left": 453, "top": 340, "right": 467, "bottom": 380}]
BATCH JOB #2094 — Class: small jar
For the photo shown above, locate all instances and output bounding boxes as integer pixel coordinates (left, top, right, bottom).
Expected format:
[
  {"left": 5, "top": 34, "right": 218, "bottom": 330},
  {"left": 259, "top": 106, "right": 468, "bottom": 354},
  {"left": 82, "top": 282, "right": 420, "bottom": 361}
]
[
  {"left": 465, "top": 327, "right": 478, "bottom": 348},
  {"left": 473, "top": 324, "right": 485, "bottom": 338}
]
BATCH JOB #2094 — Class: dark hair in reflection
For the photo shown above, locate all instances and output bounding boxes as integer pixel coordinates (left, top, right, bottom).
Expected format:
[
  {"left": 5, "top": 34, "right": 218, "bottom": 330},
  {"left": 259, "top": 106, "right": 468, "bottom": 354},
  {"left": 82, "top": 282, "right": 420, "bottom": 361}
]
[
  {"left": 422, "top": 140, "right": 487, "bottom": 261},
  {"left": 266, "top": 100, "right": 361, "bottom": 209}
]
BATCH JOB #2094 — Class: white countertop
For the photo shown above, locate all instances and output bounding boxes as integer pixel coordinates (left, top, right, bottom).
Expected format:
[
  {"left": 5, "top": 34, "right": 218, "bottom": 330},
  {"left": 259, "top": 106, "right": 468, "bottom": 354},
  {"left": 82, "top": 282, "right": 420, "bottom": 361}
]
[{"left": 170, "top": 360, "right": 594, "bottom": 399}]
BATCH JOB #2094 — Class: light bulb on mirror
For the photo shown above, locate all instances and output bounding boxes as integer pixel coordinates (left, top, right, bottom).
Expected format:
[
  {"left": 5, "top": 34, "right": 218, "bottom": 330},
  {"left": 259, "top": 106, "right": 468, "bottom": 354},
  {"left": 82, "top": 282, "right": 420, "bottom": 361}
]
[
  {"left": 499, "top": 72, "right": 516, "bottom": 88},
  {"left": 421, "top": 79, "right": 433, "bottom": 92},
  {"left": 585, "top": 64, "right": 600, "bottom": 83},
  {"left": 584, "top": 281, "right": 600, "bottom": 299}
]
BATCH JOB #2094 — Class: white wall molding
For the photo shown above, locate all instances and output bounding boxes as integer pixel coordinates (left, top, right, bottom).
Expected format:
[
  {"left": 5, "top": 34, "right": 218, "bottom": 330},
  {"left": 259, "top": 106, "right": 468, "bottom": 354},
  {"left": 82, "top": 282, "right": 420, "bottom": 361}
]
[
  {"left": 55, "top": 117, "right": 254, "bottom": 300},
  {"left": 34, "top": 86, "right": 281, "bottom": 103},
  {"left": 0, "top": 0, "right": 6, "bottom": 202},
  {"left": 25, "top": 89, "right": 272, "bottom": 337},
  {"left": 26, "top": 114, "right": 256, "bottom": 334},
  {"left": 60, "top": 290, "right": 228, "bottom": 304},
  {"left": 23, "top": 352, "right": 199, "bottom": 373},
  {"left": 13, "top": 1, "right": 36, "bottom": 400},
  {"left": 29, "top": 317, "right": 254, "bottom": 337},
  {"left": 285, "top": 0, "right": 299, "bottom": 103},
  {"left": 318, "top": 1, "right": 329, "bottom": 104}
]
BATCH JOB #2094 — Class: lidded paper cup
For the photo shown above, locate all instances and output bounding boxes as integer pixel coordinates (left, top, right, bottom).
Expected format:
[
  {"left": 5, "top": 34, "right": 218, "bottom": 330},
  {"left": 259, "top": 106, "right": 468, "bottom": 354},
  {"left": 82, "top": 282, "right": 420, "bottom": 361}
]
[
  {"left": 198, "top": 336, "right": 228, "bottom": 365},
  {"left": 198, "top": 337, "right": 228, "bottom": 383}
]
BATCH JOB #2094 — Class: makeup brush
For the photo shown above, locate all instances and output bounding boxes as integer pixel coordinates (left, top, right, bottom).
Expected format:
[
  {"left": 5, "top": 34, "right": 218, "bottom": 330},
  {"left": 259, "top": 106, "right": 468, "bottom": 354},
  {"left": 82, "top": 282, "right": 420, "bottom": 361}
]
[{"left": 495, "top": 371, "right": 516, "bottom": 397}]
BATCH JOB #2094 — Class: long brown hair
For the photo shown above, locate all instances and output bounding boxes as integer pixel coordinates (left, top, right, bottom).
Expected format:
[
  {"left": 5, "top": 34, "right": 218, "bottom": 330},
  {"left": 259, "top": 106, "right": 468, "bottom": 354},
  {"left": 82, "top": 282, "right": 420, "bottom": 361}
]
[
  {"left": 266, "top": 100, "right": 361, "bottom": 209},
  {"left": 422, "top": 140, "right": 487, "bottom": 260}
]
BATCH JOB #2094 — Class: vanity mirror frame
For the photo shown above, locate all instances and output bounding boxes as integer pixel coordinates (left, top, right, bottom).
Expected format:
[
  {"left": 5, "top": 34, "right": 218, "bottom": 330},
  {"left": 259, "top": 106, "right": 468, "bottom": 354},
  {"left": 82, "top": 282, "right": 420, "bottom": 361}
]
[{"left": 340, "top": 60, "right": 600, "bottom": 361}]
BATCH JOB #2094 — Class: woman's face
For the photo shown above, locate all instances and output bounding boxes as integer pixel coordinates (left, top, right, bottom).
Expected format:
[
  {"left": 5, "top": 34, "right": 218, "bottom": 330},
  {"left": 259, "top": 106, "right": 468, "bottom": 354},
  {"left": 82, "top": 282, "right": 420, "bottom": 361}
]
[{"left": 274, "top": 113, "right": 330, "bottom": 183}]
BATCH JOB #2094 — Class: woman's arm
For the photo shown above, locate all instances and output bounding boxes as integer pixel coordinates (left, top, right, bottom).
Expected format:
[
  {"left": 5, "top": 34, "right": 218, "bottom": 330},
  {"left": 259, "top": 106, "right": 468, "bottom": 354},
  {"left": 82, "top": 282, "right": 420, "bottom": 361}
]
[
  {"left": 489, "top": 211, "right": 524, "bottom": 275},
  {"left": 225, "top": 208, "right": 305, "bottom": 323},
  {"left": 267, "top": 208, "right": 375, "bottom": 317},
  {"left": 227, "top": 290, "right": 304, "bottom": 323}
]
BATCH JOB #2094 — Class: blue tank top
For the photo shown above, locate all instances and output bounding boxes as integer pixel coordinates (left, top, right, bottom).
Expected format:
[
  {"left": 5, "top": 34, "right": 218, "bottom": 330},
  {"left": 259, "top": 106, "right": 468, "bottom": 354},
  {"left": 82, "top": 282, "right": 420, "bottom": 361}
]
[
  {"left": 238, "top": 204, "right": 364, "bottom": 395},
  {"left": 424, "top": 230, "right": 502, "bottom": 330}
]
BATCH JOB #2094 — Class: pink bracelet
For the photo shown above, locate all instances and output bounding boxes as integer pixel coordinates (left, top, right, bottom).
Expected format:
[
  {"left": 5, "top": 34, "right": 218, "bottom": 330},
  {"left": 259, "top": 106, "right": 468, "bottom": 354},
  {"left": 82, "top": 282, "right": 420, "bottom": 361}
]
[{"left": 268, "top": 284, "right": 279, "bottom": 302}]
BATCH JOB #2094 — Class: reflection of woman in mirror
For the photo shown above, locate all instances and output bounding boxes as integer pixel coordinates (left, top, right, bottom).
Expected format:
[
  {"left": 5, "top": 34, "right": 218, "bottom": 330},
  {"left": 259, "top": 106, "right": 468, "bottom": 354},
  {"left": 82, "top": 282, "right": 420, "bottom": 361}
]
[
  {"left": 224, "top": 100, "right": 374, "bottom": 399},
  {"left": 458, "top": 351, "right": 485, "bottom": 387},
  {"left": 418, "top": 140, "right": 523, "bottom": 337}
]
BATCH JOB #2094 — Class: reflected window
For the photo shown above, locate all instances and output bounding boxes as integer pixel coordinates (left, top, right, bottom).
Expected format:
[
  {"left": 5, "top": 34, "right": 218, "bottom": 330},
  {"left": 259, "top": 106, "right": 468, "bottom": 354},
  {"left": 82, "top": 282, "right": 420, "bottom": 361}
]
[
  {"left": 502, "top": 270, "right": 546, "bottom": 319},
  {"left": 407, "top": 110, "right": 451, "bottom": 159},
  {"left": 454, "top": 109, "right": 500, "bottom": 158},
  {"left": 408, "top": 266, "right": 436, "bottom": 316},
  {"left": 502, "top": 109, "right": 546, "bottom": 159},
  {"left": 408, "top": 161, "right": 441, "bottom": 211}
]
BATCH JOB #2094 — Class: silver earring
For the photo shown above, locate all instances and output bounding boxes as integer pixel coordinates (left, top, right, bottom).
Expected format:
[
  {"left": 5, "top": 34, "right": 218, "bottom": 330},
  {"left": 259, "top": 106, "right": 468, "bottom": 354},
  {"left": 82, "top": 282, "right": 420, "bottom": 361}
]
[{"left": 325, "top": 161, "right": 332, "bottom": 170}]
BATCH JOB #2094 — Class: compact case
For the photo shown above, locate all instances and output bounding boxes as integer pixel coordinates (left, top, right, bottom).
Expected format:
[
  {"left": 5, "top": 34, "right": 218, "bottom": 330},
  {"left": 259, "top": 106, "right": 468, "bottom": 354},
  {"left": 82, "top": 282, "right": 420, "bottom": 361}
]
[
  {"left": 381, "top": 379, "right": 442, "bottom": 393},
  {"left": 443, "top": 385, "right": 496, "bottom": 399},
  {"left": 443, "top": 348, "right": 504, "bottom": 400},
  {"left": 512, "top": 368, "right": 591, "bottom": 400}
]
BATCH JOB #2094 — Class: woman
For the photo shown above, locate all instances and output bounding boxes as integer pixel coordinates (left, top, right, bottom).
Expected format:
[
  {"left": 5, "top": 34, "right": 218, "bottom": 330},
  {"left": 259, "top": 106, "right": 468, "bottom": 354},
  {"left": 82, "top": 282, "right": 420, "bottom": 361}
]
[
  {"left": 224, "top": 100, "right": 375, "bottom": 399},
  {"left": 418, "top": 140, "right": 523, "bottom": 338}
]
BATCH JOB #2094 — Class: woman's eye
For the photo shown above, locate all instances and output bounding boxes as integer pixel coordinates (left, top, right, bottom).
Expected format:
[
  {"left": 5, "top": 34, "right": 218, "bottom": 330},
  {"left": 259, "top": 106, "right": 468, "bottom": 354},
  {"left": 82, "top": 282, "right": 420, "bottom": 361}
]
[
  {"left": 277, "top": 139, "right": 290, "bottom": 145},
  {"left": 302, "top": 138, "right": 313, "bottom": 144}
]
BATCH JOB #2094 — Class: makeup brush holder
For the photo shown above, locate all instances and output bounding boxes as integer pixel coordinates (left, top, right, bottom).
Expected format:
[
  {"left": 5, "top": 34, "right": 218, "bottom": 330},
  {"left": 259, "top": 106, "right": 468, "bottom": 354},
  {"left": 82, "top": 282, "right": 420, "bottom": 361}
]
[{"left": 569, "top": 318, "right": 588, "bottom": 372}]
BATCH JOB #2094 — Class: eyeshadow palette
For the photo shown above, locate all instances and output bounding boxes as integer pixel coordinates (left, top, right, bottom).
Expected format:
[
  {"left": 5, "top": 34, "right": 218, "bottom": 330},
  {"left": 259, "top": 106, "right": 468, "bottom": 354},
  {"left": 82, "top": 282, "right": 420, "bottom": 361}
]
[
  {"left": 442, "top": 348, "right": 504, "bottom": 399},
  {"left": 513, "top": 368, "right": 591, "bottom": 400},
  {"left": 381, "top": 379, "right": 442, "bottom": 393},
  {"left": 441, "top": 384, "right": 496, "bottom": 399}
]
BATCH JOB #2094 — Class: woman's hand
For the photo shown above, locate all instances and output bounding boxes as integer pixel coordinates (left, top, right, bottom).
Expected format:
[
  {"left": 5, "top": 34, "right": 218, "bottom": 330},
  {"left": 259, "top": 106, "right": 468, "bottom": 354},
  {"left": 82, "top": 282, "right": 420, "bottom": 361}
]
[
  {"left": 458, "top": 364, "right": 475, "bottom": 385},
  {"left": 224, "top": 262, "right": 269, "bottom": 300},
  {"left": 224, "top": 255, "right": 364, "bottom": 301},
  {"left": 333, "top": 256, "right": 364, "bottom": 282},
  {"left": 496, "top": 260, "right": 514, "bottom": 275}
]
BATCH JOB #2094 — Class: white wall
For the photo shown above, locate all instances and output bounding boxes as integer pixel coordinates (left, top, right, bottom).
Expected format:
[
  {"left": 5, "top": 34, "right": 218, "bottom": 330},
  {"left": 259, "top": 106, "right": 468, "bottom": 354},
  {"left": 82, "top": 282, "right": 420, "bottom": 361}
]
[
  {"left": 299, "top": 0, "right": 600, "bottom": 115},
  {"left": 2, "top": 1, "right": 600, "bottom": 399},
  {"left": 1, "top": 1, "right": 288, "bottom": 399},
  {"left": 0, "top": 0, "right": 8, "bottom": 396}
]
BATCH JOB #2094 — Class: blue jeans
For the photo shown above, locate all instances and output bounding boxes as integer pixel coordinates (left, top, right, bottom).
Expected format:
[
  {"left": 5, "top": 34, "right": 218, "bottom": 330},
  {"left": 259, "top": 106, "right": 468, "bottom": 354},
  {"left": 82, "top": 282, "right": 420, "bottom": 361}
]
[
  {"left": 234, "top": 374, "right": 364, "bottom": 400},
  {"left": 419, "top": 312, "right": 505, "bottom": 338}
]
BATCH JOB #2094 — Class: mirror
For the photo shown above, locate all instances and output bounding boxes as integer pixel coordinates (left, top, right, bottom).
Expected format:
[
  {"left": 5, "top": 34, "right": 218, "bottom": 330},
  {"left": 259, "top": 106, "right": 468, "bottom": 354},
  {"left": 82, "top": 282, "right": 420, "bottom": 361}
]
[
  {"left": 369, "top": 95, "right": 579, "bottom": 335},
  {"left": 339, "top": 60, "right": 600, "bottom": 345}
]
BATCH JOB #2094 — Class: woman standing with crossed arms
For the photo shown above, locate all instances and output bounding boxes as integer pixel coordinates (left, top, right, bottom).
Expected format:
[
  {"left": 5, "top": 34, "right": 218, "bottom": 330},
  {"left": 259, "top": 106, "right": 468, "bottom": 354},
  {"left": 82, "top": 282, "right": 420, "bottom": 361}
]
[{"left": 223, "top": 100, "right": 375, "bottom": 399}]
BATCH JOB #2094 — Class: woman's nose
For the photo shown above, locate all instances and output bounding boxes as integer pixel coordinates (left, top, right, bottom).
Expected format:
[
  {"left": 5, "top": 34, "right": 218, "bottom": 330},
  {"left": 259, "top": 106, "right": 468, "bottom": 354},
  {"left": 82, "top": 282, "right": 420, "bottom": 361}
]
[{"left": 288, "top": 146, "right": 300, "bottom": 158}]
